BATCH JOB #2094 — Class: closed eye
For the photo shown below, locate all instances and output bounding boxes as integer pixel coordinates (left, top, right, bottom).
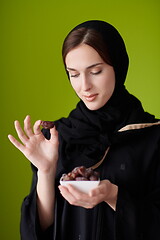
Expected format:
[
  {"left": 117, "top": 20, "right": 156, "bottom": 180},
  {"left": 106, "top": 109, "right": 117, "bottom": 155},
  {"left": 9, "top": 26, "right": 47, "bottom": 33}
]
[
  {"left": 70, "top": 73, "right": 80, "bottom": 78},
  {"left": 91, "top": 70, "right": 102, "bottom": 75},
  {"left": 67, "top": 70, "right": 80, "bottom": 78}
]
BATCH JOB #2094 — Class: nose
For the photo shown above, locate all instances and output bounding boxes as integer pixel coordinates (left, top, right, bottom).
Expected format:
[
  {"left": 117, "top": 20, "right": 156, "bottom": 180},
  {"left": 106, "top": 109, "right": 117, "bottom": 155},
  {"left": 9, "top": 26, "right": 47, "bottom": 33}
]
[{"left": 81, "top": 74, "right": 92, "bottom": 91}]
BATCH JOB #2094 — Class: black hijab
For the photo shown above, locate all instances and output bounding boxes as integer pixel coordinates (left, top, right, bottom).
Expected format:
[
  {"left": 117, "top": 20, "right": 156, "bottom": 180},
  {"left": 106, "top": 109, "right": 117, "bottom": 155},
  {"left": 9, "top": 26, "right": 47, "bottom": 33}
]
[
  {"left": 44, "top": 20, "right": 155, "bottom": 175},
  {"left": 71, "top": 20, "right": 129, "bottom": 86}
]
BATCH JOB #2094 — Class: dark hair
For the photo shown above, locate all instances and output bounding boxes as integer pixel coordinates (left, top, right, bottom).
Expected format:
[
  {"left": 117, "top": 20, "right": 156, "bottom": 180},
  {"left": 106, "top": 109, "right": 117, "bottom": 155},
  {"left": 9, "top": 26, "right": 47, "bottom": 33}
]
[{"left": 62, "top": 27, "right": 112, "bottom": 66}]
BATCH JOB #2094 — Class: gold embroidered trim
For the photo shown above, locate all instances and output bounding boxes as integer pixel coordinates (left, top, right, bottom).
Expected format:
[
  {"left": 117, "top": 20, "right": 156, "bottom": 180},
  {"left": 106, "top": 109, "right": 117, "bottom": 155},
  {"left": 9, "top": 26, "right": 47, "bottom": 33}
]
[
  {"left": 91, "top": 147, "right": 110, "bottom": 170},
  {"left": 118, "top": 121, "right": 160, "bottom": 132}
]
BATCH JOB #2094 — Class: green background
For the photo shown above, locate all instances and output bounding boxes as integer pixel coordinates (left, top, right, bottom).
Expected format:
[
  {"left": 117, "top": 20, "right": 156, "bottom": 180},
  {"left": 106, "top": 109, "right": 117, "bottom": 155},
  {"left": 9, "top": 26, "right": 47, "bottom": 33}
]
[{"left": 1, "top": 0, "right": 159, "bottom": 239}]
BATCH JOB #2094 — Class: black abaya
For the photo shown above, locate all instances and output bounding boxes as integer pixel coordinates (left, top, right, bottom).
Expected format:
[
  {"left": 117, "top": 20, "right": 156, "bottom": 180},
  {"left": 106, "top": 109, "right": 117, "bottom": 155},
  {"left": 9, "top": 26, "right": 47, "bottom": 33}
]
[{"left": 20, "top": 20, "right": 160, "bottom": 240}]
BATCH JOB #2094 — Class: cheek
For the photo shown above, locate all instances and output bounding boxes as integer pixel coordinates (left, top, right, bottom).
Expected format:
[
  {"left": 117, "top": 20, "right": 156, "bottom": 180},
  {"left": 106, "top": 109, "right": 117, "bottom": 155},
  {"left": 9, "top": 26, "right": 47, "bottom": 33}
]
[
  {"left": 103, "top": 72, "right": 115, "bottom": 93},
  {"left": 70, "top": 80, "right": 80, "bottom": 93},
  {"left": 107, "top": 79, "right": 115, "bottom": 93}
]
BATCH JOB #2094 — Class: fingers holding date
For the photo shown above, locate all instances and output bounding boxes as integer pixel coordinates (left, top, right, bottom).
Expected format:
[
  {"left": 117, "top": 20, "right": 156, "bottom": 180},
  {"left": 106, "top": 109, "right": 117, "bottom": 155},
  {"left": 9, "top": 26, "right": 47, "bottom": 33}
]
[
  {"left": 33, "top": 120, "right": 55, "bottom": 135},
  {"left": 8, "top": 116, "right": 59, "bottom": 172}
]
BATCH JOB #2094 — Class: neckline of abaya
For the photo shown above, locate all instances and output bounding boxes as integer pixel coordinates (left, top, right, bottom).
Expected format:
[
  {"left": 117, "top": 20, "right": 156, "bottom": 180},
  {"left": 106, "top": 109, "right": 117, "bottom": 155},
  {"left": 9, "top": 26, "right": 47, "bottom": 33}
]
[
  {"left": 55, "top": 87, "right": 156, "bottom": 172},
  {"left": 90, "top": 120, "right": 160, "bottom": 170}
]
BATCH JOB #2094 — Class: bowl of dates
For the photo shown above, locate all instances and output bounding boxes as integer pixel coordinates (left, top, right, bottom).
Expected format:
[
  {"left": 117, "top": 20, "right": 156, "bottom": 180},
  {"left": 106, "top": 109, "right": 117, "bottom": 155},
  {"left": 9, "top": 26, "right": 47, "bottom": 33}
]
[{"left": 60, "top": 166, "right": 100, "bottom": 193}]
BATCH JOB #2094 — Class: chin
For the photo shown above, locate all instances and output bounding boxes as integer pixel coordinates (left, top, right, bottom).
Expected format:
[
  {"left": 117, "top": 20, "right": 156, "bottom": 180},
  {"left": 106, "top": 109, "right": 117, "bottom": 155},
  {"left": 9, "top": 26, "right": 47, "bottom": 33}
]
[{"left": 84, "top": 102, "right": 103, "bottom": 111}]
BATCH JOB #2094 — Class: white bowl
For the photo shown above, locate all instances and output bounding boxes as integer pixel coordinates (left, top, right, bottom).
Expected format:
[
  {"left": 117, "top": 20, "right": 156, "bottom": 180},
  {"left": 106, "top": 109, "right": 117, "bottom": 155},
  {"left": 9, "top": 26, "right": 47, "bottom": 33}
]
[{"left": 60, "top": 180, "right": 100, "bottom": 194}]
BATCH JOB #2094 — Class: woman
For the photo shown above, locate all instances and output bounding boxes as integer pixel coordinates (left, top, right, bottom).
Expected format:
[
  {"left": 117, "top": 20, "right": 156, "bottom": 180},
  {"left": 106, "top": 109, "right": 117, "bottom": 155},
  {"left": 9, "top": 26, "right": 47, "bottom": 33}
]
[{"left": 8, "top": 20, "right": 160, "bottom": 240}]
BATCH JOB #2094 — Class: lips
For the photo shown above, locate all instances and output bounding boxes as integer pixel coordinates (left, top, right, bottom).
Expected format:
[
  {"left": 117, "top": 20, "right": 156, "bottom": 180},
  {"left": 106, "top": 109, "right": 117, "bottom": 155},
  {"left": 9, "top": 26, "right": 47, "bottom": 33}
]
[{"left": 84, "top": 93, "right": 98, "bottom": 102}]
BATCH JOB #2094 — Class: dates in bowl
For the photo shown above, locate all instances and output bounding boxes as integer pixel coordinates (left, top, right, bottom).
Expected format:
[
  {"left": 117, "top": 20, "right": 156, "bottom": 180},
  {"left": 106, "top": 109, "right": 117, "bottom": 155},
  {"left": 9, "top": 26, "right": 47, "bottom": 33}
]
[{"left": 60, "top": 166, "right": 100, "bottom": 193}]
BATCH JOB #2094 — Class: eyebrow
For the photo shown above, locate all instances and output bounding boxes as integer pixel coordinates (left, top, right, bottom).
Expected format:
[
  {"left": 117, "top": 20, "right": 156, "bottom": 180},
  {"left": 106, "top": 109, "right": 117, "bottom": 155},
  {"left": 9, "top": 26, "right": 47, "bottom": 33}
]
[{"left": 66, "top": 63, "right": 103, "bottom": 71}]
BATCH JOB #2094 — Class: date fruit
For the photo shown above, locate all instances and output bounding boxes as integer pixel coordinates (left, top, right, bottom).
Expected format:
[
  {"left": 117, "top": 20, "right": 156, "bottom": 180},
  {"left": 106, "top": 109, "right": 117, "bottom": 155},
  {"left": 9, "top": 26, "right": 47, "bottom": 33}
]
[
  {"left": 41, "top": 121, "right": 54, "bottom": 129},
  {"left": 60, "top": 166, "right": 99, "bottom": 181}
]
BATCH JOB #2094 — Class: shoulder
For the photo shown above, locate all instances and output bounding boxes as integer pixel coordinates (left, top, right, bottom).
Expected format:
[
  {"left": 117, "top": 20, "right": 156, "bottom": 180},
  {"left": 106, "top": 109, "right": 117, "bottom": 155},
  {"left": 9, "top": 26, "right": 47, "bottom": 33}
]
[{"left": 114, "top": 122, "right": 160, "bottom": 153}]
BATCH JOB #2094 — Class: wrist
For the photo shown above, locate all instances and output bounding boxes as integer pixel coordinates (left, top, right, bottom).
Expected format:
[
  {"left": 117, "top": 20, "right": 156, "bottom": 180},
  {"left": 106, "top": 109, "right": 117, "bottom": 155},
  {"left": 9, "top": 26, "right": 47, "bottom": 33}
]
[
  {"left": 105, "top": 182, "right": 118, "bottom": 211},
  {"left": 110, "top": 183, "right": 118, "bottom": 201},
  {"left": 38, "top": 170, "right": 56, "bottom": 179},
  {"left": 38, "top": 166, "right": 57, "bottom": 180},
  {"left": 38, "top": 162, "right": 57, "bottom": 176},
  {"left": 37, "top": 168, "right": 56, "bottom": 196}
]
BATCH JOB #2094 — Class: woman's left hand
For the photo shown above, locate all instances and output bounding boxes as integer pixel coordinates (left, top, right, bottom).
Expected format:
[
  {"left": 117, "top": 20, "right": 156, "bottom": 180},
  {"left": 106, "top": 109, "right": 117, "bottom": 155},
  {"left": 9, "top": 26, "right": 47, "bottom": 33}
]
[{"left": 58, "top": 180, "right": 118, "bottom": 211}]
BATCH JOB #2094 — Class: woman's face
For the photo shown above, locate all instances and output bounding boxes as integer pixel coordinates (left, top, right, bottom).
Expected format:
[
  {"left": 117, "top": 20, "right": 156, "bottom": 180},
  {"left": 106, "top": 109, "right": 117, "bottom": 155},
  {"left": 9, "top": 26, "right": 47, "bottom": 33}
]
[{"left": 65, "top": 44, "right": 115, "bottom": 110}]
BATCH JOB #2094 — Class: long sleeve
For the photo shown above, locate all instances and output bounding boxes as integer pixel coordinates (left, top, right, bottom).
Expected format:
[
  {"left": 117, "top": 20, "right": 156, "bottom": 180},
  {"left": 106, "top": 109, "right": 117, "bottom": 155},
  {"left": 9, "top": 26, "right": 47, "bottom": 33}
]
[
  {"left": 20, "top": 165, "right": 54, "bottom": 240},
  {"left": 20, "top": 166, "right": 38, "bottom": 240}
]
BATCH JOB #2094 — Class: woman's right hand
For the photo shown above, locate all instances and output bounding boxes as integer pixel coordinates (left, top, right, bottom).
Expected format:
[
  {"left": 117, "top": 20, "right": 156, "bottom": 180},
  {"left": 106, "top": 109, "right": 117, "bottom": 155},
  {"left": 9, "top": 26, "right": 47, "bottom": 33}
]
[{"left": 8, "top": 115, "right": 59, "bottom": 174}]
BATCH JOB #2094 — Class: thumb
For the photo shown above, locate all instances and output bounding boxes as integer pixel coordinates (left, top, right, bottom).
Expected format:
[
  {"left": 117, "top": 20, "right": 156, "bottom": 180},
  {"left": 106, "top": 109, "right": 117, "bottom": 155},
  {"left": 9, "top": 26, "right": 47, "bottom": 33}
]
[{"left": 50, "top": 126, "right": 59, "bottom": 145}]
